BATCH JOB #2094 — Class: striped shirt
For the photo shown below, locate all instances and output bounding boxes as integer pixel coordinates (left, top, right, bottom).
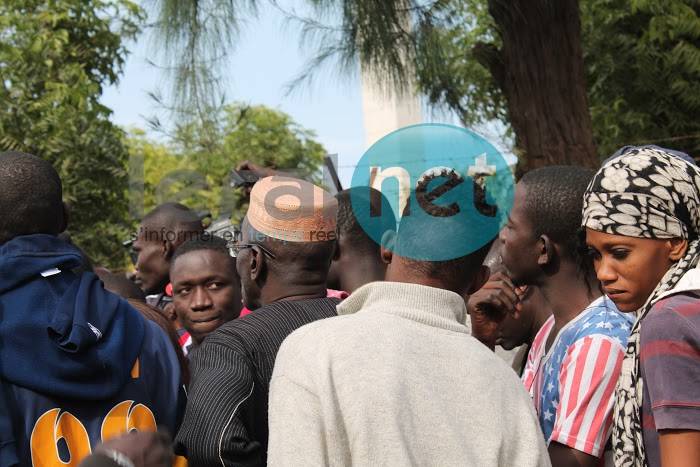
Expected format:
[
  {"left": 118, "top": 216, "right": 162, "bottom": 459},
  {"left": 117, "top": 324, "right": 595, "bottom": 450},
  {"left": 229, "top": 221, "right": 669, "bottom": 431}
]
[
  {"left": 174, "top": 297, "right": 338, "bottom": 466},
  {"left": 522, "top": 296, "right": 634, "bottom": 458},
  {"left": 640, "top": 291, "right": 700, "bottom": 467}
]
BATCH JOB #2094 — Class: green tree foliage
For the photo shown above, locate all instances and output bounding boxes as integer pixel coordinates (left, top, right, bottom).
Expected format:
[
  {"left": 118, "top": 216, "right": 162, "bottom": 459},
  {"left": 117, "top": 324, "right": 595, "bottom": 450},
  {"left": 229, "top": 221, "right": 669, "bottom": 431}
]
[
  {"left": 416, "top": 0, "right": 700, "bottom": 160},
  {"left": 152, "top": 1, "right": 459, "bottom": 110},
  {"left": 412, "top": 0, "right": 506, "bottom": 129},
  {"left": 150, "top": 0, "right": 257, "bottom": 112},
  {"left": 125, "top": 129, "right": 193, "bottom": 217},
  {"left": 152, "top": 0, "right": 700, "bottom": 165},
  {"left": 127, "top": 102, "right": 327, "bottom": 223},
  {"left": 0, "top": 0, "right": 143, "bottom": 268},
  {"left": 583, "top": 0, "right": 700, "bottom": 157}
]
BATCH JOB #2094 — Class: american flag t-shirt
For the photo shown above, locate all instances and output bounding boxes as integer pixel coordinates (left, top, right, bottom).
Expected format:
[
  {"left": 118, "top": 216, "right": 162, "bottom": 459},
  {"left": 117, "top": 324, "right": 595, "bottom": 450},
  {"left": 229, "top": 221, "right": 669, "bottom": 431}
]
[
  {"left": 521, "top": 315, "right": 554, "bottom": 414},
  {"left": 522, "top": 296, "right": 634, "bottom": 458}
]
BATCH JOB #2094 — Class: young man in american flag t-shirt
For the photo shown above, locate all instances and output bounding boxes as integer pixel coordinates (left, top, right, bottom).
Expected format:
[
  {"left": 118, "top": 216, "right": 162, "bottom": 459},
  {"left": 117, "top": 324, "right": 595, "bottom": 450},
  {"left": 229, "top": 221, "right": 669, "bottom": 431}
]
[
  {"left": 521, "top": 297, "right": 633, "bottom": 463},
  {"left": 472, "top": 166, "right": 634, "bottom": 466}
]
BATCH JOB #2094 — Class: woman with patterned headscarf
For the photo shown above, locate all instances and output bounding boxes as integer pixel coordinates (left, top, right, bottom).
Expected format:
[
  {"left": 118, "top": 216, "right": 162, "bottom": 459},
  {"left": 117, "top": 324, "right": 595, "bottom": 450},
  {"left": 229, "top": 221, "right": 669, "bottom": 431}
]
[{"left": 582, "top": 145, "right": 700, "bottom": 467}]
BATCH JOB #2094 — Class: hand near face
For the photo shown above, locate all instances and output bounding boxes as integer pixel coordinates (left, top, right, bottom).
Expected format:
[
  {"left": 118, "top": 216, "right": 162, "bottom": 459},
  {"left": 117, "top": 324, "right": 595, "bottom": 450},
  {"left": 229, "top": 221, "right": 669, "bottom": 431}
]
[
  {"left": 236, "top": 160, "right": 283, "bottom": 179},
  {"left": 236, "top": 161, "right": 288, "bottom": 199},
  {"left": 467, "top": 272, "right": 519, "bottom": 349},
  {"left": 94, "top": 430, "right": 173, "bottom": 467}
]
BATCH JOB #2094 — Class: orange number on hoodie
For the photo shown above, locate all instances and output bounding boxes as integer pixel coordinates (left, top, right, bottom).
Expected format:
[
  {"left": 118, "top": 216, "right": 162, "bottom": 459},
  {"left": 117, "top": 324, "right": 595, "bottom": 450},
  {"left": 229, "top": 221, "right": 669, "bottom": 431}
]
[
  {"left": 30, "top": 401, "right": 158, "bottom": 466},
  {"left": 101, "top": 400, "right": 157, "bottom": 442},
  {"left": 30, "top": 408, "right": 91, "bottom": 466}
]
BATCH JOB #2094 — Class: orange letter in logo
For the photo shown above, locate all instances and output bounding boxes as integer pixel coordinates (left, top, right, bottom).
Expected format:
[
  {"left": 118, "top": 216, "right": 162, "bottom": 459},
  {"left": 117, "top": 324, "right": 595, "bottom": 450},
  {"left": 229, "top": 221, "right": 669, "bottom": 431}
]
[
  {"left": 101, "top": 400, "right": 157, "bottom": 442},
  {"left": 30, "top": 408, "right": 91, "bottom": 467}
]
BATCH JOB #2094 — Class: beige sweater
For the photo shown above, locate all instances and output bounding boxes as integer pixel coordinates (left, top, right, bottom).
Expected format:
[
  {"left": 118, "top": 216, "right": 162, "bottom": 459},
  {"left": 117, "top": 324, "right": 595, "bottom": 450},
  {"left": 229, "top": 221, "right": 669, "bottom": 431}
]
[{"left": 268, "top": 282, "right": 551, "bottom": 467}]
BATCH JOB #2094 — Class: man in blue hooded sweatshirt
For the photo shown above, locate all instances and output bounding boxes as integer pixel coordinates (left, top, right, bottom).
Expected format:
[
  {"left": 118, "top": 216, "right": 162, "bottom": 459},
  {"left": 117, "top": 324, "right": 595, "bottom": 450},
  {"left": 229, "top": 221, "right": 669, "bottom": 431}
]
[{"left": 0, "top": 151, "right": 183, "bottom": 466}]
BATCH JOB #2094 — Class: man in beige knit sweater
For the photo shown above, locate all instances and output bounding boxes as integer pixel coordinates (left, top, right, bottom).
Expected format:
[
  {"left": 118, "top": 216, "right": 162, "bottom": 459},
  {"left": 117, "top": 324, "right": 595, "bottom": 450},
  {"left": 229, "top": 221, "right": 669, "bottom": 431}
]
[{"left": 268, "top": 172, "right": 550, "bottom": 467}]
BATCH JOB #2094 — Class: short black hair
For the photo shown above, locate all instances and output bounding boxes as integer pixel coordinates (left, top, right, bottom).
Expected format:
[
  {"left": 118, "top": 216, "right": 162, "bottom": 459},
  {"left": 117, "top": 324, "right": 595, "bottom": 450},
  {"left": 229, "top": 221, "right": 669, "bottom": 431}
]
[
  {"left": 171, "top": 235, "right": 234, "bottom": 269},
  {"left": 519, "top": 166, "right": 595, "bottom": 259},
  {"left": 397, "top": 169, "right": 493, "bottom": 291},
  {"left": 335, "top": 187, "right": 395, "bottom": 254},
  {"left": 0, "top": 151, "right": 64, "bottom": 244},
  {"left": 139, "top": 202, "right": 204, "bottom": 244},
  {"left": 242, "top": 218, "right": 336, "bottom": 282}
]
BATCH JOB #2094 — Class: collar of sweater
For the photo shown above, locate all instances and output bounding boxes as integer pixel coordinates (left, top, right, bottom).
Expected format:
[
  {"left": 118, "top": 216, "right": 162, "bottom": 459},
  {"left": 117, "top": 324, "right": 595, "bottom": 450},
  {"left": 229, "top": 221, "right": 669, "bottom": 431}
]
[{"left": 337, "top": 281, "right": 469, "bottom": 333}]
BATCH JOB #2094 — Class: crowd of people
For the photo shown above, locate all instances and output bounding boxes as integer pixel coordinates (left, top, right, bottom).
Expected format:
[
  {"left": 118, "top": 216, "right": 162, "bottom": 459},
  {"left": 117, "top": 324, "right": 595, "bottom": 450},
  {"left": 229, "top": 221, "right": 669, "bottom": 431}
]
[{"left": 0, "top": 144, "right": 698, "bottom": 467}]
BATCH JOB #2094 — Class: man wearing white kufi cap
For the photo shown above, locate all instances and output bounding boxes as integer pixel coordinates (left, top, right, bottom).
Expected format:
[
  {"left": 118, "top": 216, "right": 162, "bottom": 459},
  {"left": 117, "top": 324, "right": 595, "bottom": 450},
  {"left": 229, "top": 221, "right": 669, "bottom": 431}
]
[{"left": 175, "top": 176, "right": 340, "bottom": 466}]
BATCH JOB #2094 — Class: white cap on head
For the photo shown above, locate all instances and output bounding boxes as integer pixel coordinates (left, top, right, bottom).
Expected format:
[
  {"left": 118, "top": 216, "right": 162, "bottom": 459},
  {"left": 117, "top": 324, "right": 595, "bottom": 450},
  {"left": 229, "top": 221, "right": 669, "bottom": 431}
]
[{"left": 247, "top": 176, "right": 338, "bottom": 242}]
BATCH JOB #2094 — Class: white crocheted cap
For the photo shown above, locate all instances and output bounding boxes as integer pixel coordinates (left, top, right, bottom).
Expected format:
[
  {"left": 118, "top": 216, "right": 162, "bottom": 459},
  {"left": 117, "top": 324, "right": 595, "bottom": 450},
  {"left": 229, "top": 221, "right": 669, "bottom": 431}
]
[{"left": 247, "top": 176, "right": 338, "bottom": 242}]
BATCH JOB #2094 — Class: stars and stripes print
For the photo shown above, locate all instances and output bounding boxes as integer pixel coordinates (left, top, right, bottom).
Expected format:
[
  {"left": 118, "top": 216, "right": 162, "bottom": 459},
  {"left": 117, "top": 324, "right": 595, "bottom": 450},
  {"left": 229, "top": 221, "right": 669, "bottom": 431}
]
[
  {"left": 521, "top": 296, "right": 635, "bottom": 458},
  {"left": 177, "top": 329, "right": 193, "bottom": 356}
]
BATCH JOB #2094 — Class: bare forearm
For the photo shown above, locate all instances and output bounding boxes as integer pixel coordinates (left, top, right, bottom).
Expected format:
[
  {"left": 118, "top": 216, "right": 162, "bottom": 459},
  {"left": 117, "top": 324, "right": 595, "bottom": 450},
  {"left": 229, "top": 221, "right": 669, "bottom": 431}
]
[{"left": 548, "top": 442, "right": 598, "bottom": 467}]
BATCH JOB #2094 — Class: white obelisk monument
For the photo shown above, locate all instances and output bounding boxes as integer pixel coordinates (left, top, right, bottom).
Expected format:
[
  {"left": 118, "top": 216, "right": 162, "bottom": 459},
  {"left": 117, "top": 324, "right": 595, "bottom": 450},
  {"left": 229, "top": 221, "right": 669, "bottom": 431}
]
[{"left": 361, "top": 60, "right": 422, "bottom": 218}]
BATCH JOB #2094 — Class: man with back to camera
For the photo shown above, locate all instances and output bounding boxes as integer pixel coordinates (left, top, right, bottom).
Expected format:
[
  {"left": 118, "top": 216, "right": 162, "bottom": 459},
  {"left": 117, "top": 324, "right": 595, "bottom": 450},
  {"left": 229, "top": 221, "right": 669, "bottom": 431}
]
[
  {"left": 327, "top": 187, "right": 394, "bottom": 293},
  {"left": 268, "top": 169, "right": 550, "bottom": 466},
  {"left": 0, "top": 151, "right": 183, "bottom": 466}
]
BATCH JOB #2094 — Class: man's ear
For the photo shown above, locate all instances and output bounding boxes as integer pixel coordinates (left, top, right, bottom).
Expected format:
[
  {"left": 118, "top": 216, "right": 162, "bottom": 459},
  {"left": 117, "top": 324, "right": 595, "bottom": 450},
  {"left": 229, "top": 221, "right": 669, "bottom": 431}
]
[
  {"left": 59, "top": 201, "right": 70, "bottom": 233},
  {"left": 332, "top": 238, "right": 341, "bottom": 261},
  {"left": 163, "top": 240, "right": 174, "bottom": 260},
  {"left": 380, "top": 230, "right": 396, "bottom": 265},
  {"left": 250, "top": 246, "right": 266, "bottom": 281},
  {"left": 467, "top": 265, "right": 490, "bottom": 295},
  {"left": 163, "top": 302, "right": 177, "bottom": 322},
  {"left": 537, "top": 235, "right": 555, "bottom": 267},
  {"left": 669, "top": 238, "right": 688, "bottom": 261}
]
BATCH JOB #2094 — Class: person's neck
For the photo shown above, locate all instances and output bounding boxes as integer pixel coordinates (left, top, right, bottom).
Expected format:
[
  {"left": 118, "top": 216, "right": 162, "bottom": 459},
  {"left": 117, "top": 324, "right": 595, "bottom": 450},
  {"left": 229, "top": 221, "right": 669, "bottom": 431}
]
[
  {"left": 341, "top": 259, "right": 386, "bottom": 293},
  {"left": 385, "top": 269, "right": 464, "bottom": 297},
  {"left": 148, "top": 277, "right": 170, "bottom": 297},
  {"left": 539, "top": 268, "right": 601, "bottom": 330},
  {"left": 260, "top": 283, "right": 327, "bottom": 306},
  {"left": 527, "top": 305, "right": 553, "bottom": 346}
]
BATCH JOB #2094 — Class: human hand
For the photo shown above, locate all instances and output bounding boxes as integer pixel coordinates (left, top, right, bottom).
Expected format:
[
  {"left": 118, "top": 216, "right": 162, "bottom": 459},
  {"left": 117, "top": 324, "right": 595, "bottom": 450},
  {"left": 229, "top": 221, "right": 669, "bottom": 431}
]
[
  {"left": 234, "top": 161, "right": 289, "bottom": 199},
  {"left": 235, "top": 160, "right": 286, "bottom": 179},
  {"left": 467, "top": 272, "right": 519, "bottom": 349},
  {"left": 94, "top": 430, "right": 173, "bottom": 467}
]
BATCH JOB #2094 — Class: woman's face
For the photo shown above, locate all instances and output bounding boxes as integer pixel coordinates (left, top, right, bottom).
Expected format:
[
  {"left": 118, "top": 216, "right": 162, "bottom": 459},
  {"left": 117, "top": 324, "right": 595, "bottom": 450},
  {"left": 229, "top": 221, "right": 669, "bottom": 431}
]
[{"left": 585, "top": 228, "right": 687, "bottom": 312}]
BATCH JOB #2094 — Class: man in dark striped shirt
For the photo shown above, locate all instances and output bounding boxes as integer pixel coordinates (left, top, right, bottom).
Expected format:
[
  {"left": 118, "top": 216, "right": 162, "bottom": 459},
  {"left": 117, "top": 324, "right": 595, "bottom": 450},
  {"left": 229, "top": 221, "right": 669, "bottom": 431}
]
[{"left": 175, "top": 176, "right": 340, "bottom": 466}]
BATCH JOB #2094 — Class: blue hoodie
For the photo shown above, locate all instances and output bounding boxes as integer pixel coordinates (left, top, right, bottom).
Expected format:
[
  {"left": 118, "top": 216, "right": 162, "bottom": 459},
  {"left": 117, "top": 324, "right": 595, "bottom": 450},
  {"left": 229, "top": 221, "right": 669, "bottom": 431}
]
[{"left": 0, "top": 235, "right": 183, "bottom": 465}]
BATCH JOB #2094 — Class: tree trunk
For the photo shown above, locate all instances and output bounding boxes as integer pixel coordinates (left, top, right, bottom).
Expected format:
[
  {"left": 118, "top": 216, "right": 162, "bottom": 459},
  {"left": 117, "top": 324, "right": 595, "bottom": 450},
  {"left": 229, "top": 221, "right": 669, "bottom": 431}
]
[{"left": 485, "top": 0, "right": 598, "bottom": 175}]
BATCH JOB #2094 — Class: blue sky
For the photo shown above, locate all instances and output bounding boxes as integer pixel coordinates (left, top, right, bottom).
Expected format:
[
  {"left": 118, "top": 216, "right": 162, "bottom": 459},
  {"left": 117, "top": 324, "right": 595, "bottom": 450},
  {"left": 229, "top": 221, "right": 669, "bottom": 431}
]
[
  {"left": 101, "top": 2, "right": 514, "bottom": 188},
  {"left": 102, "top": 2, "right": 367, "bottom": 187}
]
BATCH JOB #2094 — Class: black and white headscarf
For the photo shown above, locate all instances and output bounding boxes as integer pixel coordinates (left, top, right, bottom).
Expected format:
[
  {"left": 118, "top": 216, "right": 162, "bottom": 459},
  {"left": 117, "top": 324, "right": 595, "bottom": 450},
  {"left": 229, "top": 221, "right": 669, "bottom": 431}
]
[{"left": 582, "top": 146, "right": 700, "bottom": 467}]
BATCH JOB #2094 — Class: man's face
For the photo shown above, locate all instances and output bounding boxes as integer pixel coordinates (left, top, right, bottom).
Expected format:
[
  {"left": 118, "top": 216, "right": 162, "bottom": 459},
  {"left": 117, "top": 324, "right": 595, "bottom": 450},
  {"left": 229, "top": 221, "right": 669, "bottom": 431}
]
[
  {"left": 133, "top": 225, "right": 170, "bottom": 295},
  {"left": 498, "top": 183, "right": 540, "bottom": 286},
  {"left": 585, "top": 229, "right": 679, "bottom": 312},
  {"left": 171, "top": 249, "right": 242, "bottom": 344},
  {"left": 235, "top": 217, "right": 263, "bottom": 310}
]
